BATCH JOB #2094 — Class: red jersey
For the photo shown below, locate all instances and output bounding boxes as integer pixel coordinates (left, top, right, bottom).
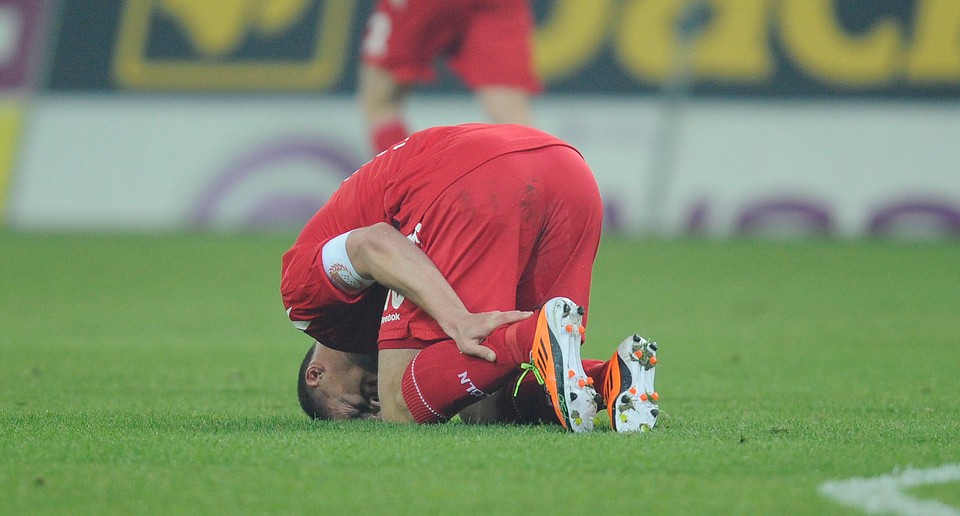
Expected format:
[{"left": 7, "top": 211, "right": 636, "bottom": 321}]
[{"left": 281, "top": 124, "right": 577, "bottom": 354}]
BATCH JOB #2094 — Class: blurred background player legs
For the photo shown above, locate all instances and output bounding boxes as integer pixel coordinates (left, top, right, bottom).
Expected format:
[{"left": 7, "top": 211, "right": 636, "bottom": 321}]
[
  {"left": 358, "top": 0, "right": 541, "bottom": 153},
  {"left": 475, "top": 86, "right": 534, "bottom": 127},
  {"left": 357, "top": 64, "right": 412, "bottom": 154}
]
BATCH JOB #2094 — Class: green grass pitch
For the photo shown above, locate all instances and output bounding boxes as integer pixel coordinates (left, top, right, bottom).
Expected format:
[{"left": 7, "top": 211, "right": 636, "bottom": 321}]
[{"left": 1, "top": 231, "right": 958, "bottom": 514}]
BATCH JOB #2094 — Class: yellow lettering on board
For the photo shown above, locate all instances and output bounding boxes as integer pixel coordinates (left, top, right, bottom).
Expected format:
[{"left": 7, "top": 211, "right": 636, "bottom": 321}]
[
  {"left": 615, "top": 0, "right": 773, "bottom": 84},
  {"left": 114, "top": 0, "right": 355, "bottom": 90},
  {"left": 694, "top": 0, "right": 773, "bottom": 81},
  {"left": 158, "top": 0, "right": 309, "bottom": 57},
  {"left": 779, "top": 0, "right": 902, "bottom": 86},
  {"left": 907, "top": 0, "right": 960, "bottom": 82},
  {"left": 614, "top": 0, "right": 685, "bottom": 83},
  {"left": 534, "top": 0, "right": 613, "bottom": 81}
]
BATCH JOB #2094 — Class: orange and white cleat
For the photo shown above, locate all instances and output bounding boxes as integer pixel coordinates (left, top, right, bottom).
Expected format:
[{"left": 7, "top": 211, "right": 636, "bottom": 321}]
[
  {"left": 528, "top": 297, "right": 599, "bottom": 432},
  {"left": 604, "top": 334, "right": 660, "bottom": 433}
]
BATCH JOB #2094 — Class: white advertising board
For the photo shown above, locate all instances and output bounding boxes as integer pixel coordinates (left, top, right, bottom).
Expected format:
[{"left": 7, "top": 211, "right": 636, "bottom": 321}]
[{"left": 6, "top": 95, "right": 960, "bottom": 238}]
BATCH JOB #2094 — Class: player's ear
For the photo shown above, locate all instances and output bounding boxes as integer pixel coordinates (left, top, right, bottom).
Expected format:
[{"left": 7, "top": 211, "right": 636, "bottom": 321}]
[{"left": 305, "top": 361, "right": 327, "bottom": 388}]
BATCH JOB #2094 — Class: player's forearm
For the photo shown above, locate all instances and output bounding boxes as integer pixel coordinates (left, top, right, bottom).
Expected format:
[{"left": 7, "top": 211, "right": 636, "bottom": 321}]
[{"left": 347, "top": 223, "right": 468, "bottom": 328}]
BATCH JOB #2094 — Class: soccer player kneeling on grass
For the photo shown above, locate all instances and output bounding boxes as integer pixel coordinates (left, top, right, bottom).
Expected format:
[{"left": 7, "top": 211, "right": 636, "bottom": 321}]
[{"left": 281, "top": 124, "right": 660, "bottom": 432}]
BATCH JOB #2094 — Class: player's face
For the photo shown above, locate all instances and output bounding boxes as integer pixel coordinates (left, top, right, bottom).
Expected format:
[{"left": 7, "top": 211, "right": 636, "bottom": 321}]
[{"left": 319, "top": 352, "right": 380, "bottom": 420}]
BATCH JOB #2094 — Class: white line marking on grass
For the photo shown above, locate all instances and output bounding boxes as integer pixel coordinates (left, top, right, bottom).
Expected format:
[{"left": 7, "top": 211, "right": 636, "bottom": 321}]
[{"left": 820, "top": 464, "right": 960, "bottom": 515}]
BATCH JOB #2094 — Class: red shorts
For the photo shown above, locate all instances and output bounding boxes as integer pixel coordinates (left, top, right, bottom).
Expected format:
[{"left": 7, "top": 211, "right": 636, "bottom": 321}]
[
  {"left": 360, "top": 0, "right": 542, "bottom": 92},
  {"left": 379, "top": 145, "right": 603, "bottom": 350}
]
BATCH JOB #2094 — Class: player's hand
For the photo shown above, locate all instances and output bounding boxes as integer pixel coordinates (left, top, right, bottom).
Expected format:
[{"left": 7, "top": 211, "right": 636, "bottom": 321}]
[{"left": 445, "top": 310, "right": 533, "bottom": 362}]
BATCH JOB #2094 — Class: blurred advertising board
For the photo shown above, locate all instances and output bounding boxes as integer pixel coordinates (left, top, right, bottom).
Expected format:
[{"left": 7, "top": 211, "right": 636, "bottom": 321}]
[
  {"left": 0, "top": 0, "right": 50, "bottom": 220},
  {"left": 2, "top": 1, "right": 958, "bottom": 237},
  {"left": 45, "top": 0, "right": 959, "bottom": 98},
  {"left": 6, "top": 96, "right": 959, "bottom": 238}
]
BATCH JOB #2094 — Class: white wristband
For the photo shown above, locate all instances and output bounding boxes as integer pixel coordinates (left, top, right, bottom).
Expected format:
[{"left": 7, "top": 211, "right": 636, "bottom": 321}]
[{"left": 321, "top": 231, "right": 375, "bottom": 294}]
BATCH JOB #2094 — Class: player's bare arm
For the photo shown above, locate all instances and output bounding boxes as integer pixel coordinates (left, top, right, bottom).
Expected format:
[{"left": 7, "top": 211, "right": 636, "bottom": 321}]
[{"left": 346, "top": 222, "right": 532, "bottom": 361}]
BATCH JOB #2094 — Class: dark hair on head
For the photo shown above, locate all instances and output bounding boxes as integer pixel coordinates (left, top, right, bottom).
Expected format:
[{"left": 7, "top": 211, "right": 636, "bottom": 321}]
[{"left": 297, "top": 343, "right": 330, "bottom": 419}]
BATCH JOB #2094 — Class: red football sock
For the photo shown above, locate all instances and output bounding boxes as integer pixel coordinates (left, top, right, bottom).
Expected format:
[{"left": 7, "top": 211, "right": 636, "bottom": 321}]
[
  {"left": 370, "top": 118, "right": 409, "bottom": 154},
  {"left": 400, "top": 315, "right": 539, "bottom": 423}
]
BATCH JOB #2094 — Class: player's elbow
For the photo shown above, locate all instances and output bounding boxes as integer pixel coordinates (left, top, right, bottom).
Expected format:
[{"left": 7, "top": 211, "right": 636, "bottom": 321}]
[{"left": 347, "top": 223, "right": 406, "bottom": 280}]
